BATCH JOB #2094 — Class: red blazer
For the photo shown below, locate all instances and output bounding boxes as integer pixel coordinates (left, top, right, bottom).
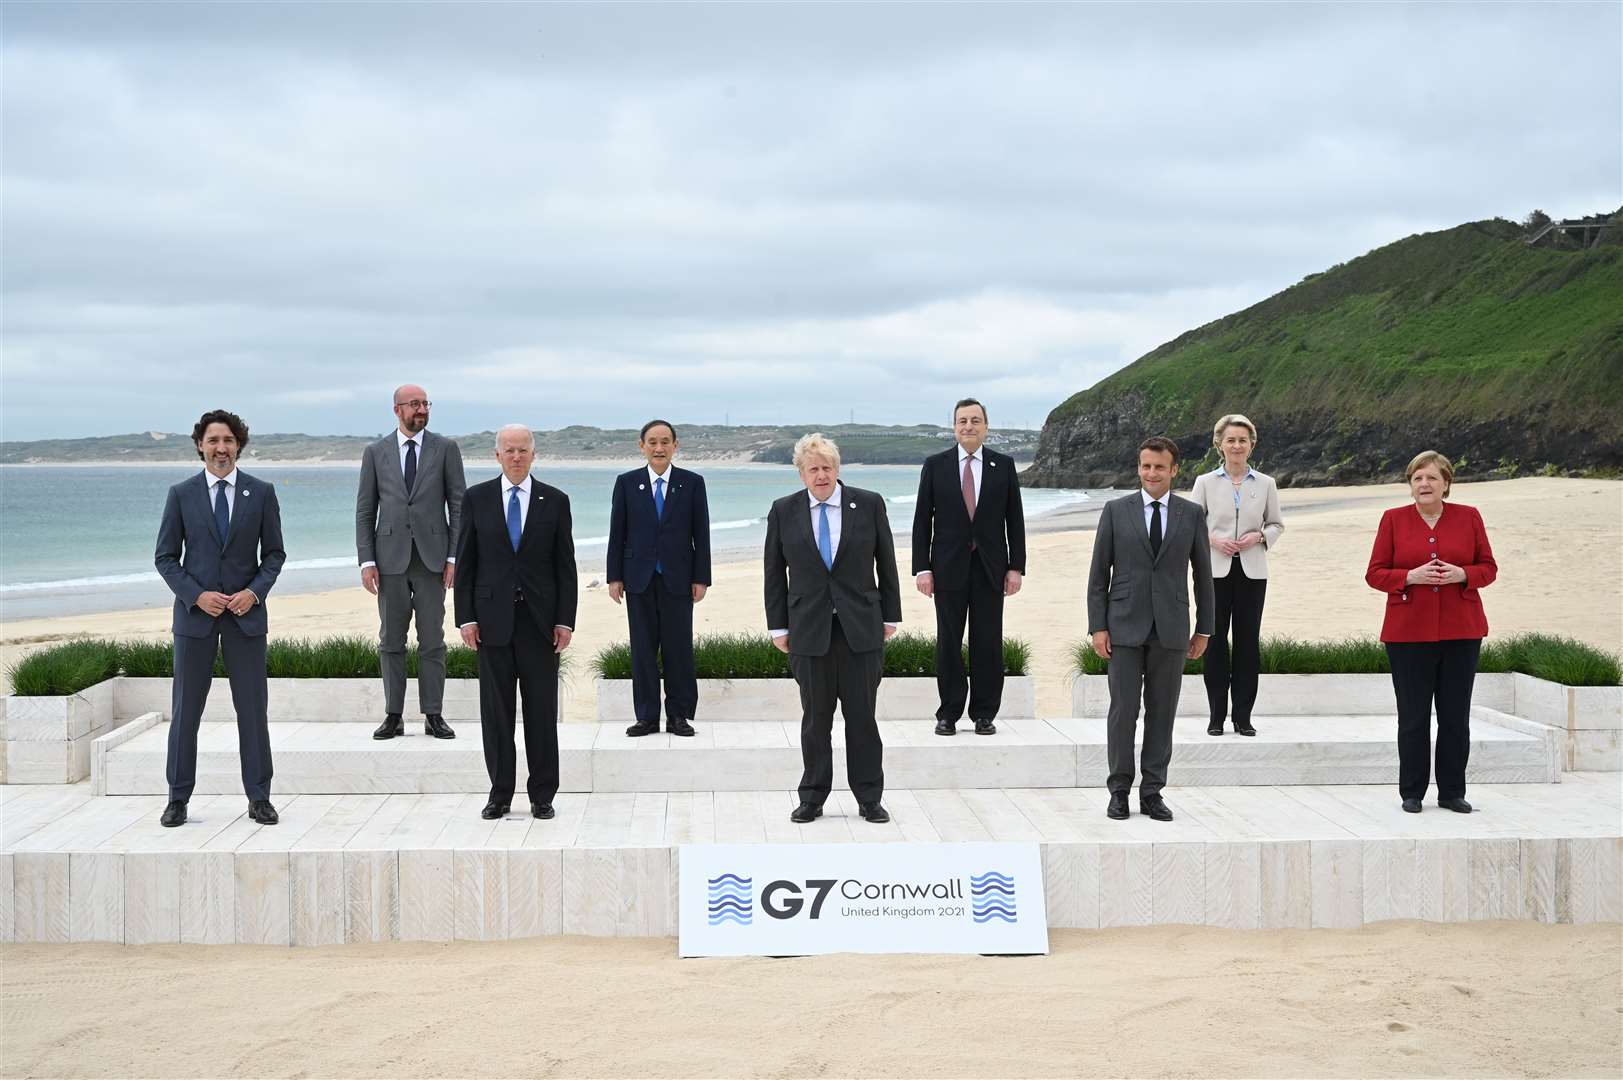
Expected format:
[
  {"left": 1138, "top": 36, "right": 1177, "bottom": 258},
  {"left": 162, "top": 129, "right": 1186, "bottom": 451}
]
[{"left": 1365, "top": 502, "right": 1497, "bottom": 642}]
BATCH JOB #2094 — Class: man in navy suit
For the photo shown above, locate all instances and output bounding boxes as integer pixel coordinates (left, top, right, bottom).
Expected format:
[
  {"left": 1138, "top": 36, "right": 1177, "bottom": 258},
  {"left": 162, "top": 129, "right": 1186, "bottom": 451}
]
[
  {"left": 607, "top": 420, "right": 712, "bottom": 737},
  {"left": 153, "top": 409, "right": 287, "bottom": 828}
]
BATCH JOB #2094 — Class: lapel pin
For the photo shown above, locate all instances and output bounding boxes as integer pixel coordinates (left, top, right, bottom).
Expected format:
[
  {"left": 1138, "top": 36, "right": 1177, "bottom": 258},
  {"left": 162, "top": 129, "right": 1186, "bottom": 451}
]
[
  {"left": 638, "top": 483, "right": 645, "bottom": 490},
  {"left": 848, "top": 502, "right": 856, "bottom": 509},
  {"left": 989, "top": 460, "right": 997, "bottom": 467}
]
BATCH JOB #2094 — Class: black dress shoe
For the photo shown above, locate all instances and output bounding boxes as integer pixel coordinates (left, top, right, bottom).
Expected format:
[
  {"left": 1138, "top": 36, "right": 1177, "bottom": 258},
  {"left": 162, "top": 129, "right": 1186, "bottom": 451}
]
[
  {"left": 666, "top": 718, "right": 696, "bottom": 737},
  {"left": 424, "top": 714, "right": 455, "bottom": 739},
  {"left": 1207, "top": 719, "right": 1224, "bottom": 736},
  {"left": 858, "top": 802, "right": 890, "bottom": 823},
  {"left": 625, "top": 719, "right": 661, "bottom": 737},
  {"left": 159, "top": 800, "right": 187, "bottom": 828},
  {"left": 1233, "top": 719, "right": 1257, "bottom": 737},
  {"left": 934, "top": 719, "right": 957, "bottom": 736},
  {"left": 1402, "top": 798, "right": 1422, "bottom": 814},
  {"left": 1139, "top": 795, "right": 1174, "bottom": 822},
  {"left": 481, "top": 800, "right": 510, "bottom": 820},
  {"left": 372, "top": 713, "right": 405, "bottom": 740},
  {"left": 1438, "top": 797, "right": 1473, "bottom": 814},
  {"left": 790, "top": 802, "right": 823, "bottom": 823},
  {"left": 248, "top": 800, "right": 279, "bottom": 825},
  {"left": 973, "top": 719, "right": 996, "bottom": 736},
  {"left": 531, "top": 802, "right": 555, "bottom": 819},
  {"left": 1106, "top": 792, "right": 1130, "bottom": 819}
]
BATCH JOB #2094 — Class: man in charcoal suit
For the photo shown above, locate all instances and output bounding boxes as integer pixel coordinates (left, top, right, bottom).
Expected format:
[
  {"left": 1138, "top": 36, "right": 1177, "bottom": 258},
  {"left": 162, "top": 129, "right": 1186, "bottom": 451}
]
[
  {"left": 154, "top": 409, "right": 286, "bottom": 827},
  {"left": 912, "top": 397, "right": 1027, "bottom": 736},
  {"left": 356, "top": 384, "right": 466, "bottom": 741},
  {"left": 607, "top": 419, "right": 712, "bottom": 737},
  {"left": 765, "top": 433, "right": 903, "bottom": 824},
  {"left": 1087, "top": 436, "right": 1214, "bottom": 822},
  {"left": 455, "top": 425, "right": 578, "bottom": 820}
]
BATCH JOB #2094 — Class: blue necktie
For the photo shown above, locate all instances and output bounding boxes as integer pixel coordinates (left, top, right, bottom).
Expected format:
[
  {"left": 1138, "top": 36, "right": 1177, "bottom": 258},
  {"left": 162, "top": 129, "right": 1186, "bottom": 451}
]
[
  {"left": 507, "top": 486, "right": 523, "bottom": 551},
  {"left": 817, "top": 502, "right": 833, "bottom": 569},
  {"left": 213, "top": 480, "right": 230, "bottom": 545},
  {"left": 654, "top": 477, "right": 666, "bottom": 574}
]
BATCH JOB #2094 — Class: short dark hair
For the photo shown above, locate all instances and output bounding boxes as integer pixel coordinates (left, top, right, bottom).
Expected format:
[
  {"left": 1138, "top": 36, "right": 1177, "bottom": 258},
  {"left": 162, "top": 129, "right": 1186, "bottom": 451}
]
[
  {"left": 1138, "top": 435, "right": 1179, "bottom": 465},
  {"left": 953, "top": 398, "right": 987, "bottom": 424},
  {"left": 639, "top": 419, "right": 677, "bottom": 442},
  {"left": 192, "top": 409, "right": 249, "bottom": 460}
]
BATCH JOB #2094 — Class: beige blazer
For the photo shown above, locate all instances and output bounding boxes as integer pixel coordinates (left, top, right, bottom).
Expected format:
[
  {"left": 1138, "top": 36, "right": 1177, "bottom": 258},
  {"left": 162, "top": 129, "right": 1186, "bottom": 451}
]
[{"left": 1190, "top": 468, "right": 1284, "bottom": 579}]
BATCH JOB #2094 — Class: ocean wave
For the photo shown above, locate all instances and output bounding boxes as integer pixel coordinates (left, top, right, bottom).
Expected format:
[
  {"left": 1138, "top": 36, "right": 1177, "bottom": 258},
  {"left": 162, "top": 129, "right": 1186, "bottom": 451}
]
[{"left": 0, "top": 555, "right": 357, "bottom": 594}]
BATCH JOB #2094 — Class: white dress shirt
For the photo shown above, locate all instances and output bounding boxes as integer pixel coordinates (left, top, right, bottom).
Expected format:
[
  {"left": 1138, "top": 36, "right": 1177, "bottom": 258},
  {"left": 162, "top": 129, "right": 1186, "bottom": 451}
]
[
  {"left": 647, "top": 464, "right": 672, "bottom": 507},
  {"left": 204, "top": 467, "right": 239, "bottom": 521},
  {"left": 770, "top": 482, "right": 897, "bottom": 638},
  {"left": 1141, "top": 488, "right": 1170, "bottom": 535}
]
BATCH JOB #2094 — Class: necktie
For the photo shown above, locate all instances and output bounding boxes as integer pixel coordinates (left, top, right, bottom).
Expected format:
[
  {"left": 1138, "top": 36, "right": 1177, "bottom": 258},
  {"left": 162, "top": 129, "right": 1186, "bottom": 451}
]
[
  {"left": 962, "top": 455, "right": 977, "bottom": 520},
  {"left": 817, "top": 502, "right": 833, "bottom": 569},
  {"left": 1149, "top": 499, "right": 1163, "bottom": 557},
  {"left": 213, "top": 479, "right": 230, "bottom": 545},
  {"left": 654, "top": 477, "right": 666, "bottom": 574},
  {"left": 403, "top": 439, "right": 418, "bottom": 494},
  {"left": 507, "top": 486, "right": 523, "bottom": 551}
]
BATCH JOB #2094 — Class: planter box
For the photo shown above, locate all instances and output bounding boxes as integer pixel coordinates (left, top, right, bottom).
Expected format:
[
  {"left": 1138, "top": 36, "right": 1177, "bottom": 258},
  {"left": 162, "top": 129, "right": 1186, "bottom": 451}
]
[
  {"left": 1070, "top": 673, "right": 1517, "bottom": 719},
  {"left": 595, "top": 675, "right": 1038, "bottom": 722},
  {"left": 112, "top": 678, "right": 487, "bottom": 724},
  {"left": 0, "top": 680, "right": 119, "bottom": 783},
  {"left": 1510, "top": 675, "right": 1622, "bottom": 771}
]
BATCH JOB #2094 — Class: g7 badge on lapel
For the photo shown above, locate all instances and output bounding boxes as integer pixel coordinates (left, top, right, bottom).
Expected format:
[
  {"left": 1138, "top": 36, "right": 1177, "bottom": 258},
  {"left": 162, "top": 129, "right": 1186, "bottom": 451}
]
[
  {"left": 988, "top": 461, "right": 997, "bottom": 468},
  {"left": 241, "top": 489, "right": 251, "bottom": 498},
  {"left": 848, "top": 502, "right": 856, "bottom": 509},
  {"left": 638, "top": 484, "right": 646, "bottom": 491}
]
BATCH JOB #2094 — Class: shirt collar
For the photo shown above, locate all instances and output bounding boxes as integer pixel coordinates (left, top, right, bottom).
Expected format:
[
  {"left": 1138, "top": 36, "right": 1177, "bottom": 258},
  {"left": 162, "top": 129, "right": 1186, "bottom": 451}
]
[
  {"left": 505, "top": 475, "right": 532, "bottom": 497},
  {"left": 647, "top": 464, "right": 673, "bottom": 487},
  {"left": 1140, "top": 488, "right": 1167, "bottom": 507},
  {"left": 1211, "top": 465, "right": 1257, "bottom": 480},
  {"left": 396, "top": 428, "right": 423, "bottom": 449},
  {"left": 204, "top": 467, "right": 239, "bottom": 489},
  {"left": 958, "top": 444, "right": 981, "bottom": 464},
  {"left": 807, "top": 482, "right": 843, "bottom": 508}
]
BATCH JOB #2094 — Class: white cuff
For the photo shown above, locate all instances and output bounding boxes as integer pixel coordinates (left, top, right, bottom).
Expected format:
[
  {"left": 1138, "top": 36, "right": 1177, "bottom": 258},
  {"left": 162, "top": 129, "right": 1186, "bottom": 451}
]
[
  {"left": 769, "top": 629, "right": 788, "bottom": 639},
  {"left": 360, "top": 561, "right": 376, "bottom": 570}
]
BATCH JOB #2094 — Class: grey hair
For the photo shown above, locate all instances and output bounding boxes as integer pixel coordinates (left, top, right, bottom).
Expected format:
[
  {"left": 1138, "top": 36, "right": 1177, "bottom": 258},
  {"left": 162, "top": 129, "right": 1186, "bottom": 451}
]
[
  {"left": 495, "top": 423, "right": 536, "bottom": 450},
  {"left": 792, "top": 432, "right": 841, "bottom": 470},
  {"left": 1212, "top": 413, "right": 1258, "bottom": 447}
]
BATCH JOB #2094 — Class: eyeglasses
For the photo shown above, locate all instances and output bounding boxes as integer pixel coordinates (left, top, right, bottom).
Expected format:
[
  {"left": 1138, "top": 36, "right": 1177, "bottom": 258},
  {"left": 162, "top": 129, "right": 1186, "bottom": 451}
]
[{"left": 395, "top": 399, "right": 432, "bottom": 410}]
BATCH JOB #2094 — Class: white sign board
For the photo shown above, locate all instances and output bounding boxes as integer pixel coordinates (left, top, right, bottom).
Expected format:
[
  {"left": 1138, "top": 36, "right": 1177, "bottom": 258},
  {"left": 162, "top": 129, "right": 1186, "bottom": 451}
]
[{"left": 679, "top": 842, "right": 1048, "bottom": 957}]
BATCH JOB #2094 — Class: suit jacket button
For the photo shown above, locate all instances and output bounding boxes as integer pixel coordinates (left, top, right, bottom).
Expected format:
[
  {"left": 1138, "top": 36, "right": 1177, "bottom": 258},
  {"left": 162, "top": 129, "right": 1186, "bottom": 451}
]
[{"left": 1432, "top": 586, "right": 1439, "bottom": 592}]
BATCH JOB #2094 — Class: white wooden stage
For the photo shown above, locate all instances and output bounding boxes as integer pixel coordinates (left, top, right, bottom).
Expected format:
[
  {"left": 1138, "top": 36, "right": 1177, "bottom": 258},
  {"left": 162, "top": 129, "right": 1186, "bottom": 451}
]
[{"left": 3, "top": 775, "right": 1618, "bottom": 946}]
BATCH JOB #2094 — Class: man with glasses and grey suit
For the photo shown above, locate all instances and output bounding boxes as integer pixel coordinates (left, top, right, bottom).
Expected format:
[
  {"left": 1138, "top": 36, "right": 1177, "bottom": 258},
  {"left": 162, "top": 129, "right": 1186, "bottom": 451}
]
[{"left": 356, "top": 385, "right": 466, "bottom": 741}]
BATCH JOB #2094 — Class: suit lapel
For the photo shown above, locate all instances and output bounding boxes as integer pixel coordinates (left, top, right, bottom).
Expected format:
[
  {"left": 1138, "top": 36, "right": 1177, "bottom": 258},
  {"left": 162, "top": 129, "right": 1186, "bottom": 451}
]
[
  {"left": 519, "top": 479, "right": 545, "bottom": 551},
  {"left": 193, "top": 474, "right": 225, "bottom": 549},
  {"left": 407, "top": 434, "right": 436, "bottom": 504},
  {"left": 1127, "top": 493, "right": 1155, "bottom": 560},
  {"left": 1152, "top": 497, "right": 1179, "bottom": 565},
  {"left": 831, "top": 487, "right": 857, "bottom": 569},
  {"left": 787, "top": 493, "right": 819, "bottom": 566}
]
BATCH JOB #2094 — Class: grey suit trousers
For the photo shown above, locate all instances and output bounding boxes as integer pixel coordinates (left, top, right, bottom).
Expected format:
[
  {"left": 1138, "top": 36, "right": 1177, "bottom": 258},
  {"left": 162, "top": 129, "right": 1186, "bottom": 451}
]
[
  {"left": 1106, "top": 641, "right": 1186, "bottom": 797},
  {"left": 378, "top": 550, "right": 447, "bottom": 714}
]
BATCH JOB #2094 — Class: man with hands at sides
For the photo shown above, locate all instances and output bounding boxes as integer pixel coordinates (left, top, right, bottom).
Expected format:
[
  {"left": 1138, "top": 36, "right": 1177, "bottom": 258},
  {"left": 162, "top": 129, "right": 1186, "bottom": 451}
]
[
  {"left": 1086, "top": 436, "right": 1214, "bottom": 823},
  {"left": 454, "top": 425, "right": 577, "bottom": 822},
  {"left": 912, "top": 398, "right": 1026, "bottom": 736}
]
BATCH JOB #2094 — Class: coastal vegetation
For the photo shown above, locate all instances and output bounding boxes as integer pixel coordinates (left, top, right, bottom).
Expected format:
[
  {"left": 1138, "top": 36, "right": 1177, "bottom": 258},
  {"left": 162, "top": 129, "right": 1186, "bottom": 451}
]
[
  {"left": 1025, "top": 211, "right": 1623, "bottom": 488},
  {"left": 1069, "top": 632, "right": 1622, "bottom": 686}
]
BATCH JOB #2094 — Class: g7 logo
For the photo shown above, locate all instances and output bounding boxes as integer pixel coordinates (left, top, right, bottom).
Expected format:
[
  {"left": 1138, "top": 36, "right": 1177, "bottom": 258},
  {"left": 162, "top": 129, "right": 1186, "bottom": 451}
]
[{"left": 761, "top": 879, "right": 837, "bottom": 919}]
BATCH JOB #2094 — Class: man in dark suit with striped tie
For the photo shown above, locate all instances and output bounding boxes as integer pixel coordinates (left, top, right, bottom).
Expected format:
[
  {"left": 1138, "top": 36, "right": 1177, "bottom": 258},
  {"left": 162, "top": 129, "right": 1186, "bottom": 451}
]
[
  {"left": 607, "top": 420, "right": 712, "bottom": 737},
  {"left": 153, "top": 409, "right": 286, "bottom": 828}
]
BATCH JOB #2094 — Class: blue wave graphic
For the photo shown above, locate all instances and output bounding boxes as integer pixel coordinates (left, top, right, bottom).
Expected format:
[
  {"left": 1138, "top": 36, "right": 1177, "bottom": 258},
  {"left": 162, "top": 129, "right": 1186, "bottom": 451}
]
[
  {"left": 970, "top": 871, "right": 1014, "bottom": 886},
  {"left": 706, "top": 873, "right": 752, "bottom": 925},
  {"left": 971, "top": 882, "right": 1015, "bottom": 896},
  {"left": 971, "top": 870, "right": 1017, "bottom": 924},
  {"left": 973, "top": 910, "right": 1018, "bottom": 923}
]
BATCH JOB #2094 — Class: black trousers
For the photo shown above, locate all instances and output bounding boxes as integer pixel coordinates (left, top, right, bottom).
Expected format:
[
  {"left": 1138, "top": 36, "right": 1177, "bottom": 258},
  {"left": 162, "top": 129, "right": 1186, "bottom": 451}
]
[
  {"left": 1204, "top": 563, "right": 1268, "bottom": 725},
  {"left": 167, "top": 619, "right": 273, "bottom": 803},
  {"left": 478, "top": 602, "right": 561, "bottom": 804},
  {"left": 626, "top": 573, "right": 697, "bottom": 723},
  {"left": 932, "top": 564, "right": 1005, "bottom": 722},
  {"left": 789, "top": 617, "right": 885, "bottom": 806},
  {"left": 1387, "top": 638, "right": 1480, "bottom": 801}
]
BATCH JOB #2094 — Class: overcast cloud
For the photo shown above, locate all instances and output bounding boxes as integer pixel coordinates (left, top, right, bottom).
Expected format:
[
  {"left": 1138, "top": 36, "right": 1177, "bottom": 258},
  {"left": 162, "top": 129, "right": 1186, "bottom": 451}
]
[{"left": 2, "top": 1, "right": 1618, "bottom": 441}]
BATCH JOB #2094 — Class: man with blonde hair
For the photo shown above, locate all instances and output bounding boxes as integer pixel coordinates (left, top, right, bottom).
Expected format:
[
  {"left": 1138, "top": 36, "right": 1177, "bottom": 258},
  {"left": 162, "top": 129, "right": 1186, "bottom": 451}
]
[{"left": 765, "top": 433, "right": 903, "bottom": 824}]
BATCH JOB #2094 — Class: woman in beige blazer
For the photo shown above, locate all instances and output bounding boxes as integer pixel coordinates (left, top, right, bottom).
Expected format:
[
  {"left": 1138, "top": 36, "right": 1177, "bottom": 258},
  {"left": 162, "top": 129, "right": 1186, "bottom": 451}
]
[{"left": 1190, "top": 414, "right": 1284, "bottom": 736}]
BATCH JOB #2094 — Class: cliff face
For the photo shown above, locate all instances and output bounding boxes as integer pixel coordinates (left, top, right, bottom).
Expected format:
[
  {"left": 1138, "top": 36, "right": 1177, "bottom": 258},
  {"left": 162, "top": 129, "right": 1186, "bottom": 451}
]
[{"left": 1024, "top": 215, "right": 1623, "bottom": 488}]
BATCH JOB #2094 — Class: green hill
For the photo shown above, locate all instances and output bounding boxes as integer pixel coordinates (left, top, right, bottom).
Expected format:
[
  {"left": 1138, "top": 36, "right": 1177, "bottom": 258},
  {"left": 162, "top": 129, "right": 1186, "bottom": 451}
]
[{"left": 1022, "top": 213, "right": 1623, "bottom": 487}]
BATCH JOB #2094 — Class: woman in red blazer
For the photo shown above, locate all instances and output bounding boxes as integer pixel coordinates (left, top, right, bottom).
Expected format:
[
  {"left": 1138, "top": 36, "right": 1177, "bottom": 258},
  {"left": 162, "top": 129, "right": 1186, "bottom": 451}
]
[{"left": 1365, "top": 450, "right": 1497, "bottom": 814}]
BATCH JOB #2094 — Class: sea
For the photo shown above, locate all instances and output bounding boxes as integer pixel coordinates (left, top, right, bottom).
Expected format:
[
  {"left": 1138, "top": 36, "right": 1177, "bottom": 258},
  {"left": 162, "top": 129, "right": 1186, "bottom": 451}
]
[{"left": 0, "top": 464, "right": 1106, "bottom": 620}]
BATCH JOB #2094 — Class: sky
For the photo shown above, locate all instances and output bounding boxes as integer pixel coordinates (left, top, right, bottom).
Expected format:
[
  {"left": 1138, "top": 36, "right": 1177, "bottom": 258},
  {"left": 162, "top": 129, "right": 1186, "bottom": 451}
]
[{"left": 2, "top": 1, "right": 1618, "bottom": 441}]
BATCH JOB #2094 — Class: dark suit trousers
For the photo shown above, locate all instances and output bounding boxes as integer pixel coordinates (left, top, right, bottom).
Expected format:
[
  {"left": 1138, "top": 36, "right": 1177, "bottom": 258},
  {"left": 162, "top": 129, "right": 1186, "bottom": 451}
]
[
  {"left": 932, "top": 563, "right": 1005, "bottom": 722},
  {"left": 1203, "top": 564, "right": 1267, "bottom": 725},
  {"left": 377, "top": 550, "right": 447, "bottom": 714},
  {"left": 627, "top": 573, "right": 697, "bottom": 723},
  {"left": 478, "top": 602, "right": 561, "bottom": 804},
  {"left": 167, "top": 619, "right": 273, "bottom": 803},
  {"left": 1387, "top": 639, "right": 1480, "bottom": 801},
  {"left": 1105, "top": 641, "right": 1186, "bottom": 798},
  {"left": 789, "top": 618, "right": 885, "bottom": 806}
]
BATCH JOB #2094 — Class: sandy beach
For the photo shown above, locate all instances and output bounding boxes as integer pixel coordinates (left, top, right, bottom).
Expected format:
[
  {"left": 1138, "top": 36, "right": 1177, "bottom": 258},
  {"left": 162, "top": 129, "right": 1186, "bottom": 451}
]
[
  {"left": 2, "top": 922, "right": 1619, "bottom": 1078},
  {"left": 4, "top": 477, "right": 1618, "bottom": 711}
]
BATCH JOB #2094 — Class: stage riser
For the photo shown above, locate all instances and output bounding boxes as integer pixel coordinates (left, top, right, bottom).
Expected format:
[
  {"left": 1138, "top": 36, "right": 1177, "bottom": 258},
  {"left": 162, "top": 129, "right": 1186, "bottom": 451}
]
[{"left": 5, "top": 836, "right": 1618, "bottom": 945}]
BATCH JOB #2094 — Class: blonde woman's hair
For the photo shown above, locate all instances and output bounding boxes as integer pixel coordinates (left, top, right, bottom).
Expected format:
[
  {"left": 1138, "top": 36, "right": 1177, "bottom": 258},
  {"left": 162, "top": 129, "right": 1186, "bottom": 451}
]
[
  {"left": 1212, "top": 413, "right": 1258, "bottom": 447},
  {"left": 1405, "top": 450, "right": 1454, "bottom": 496},
  {"left": 792, "top": 432, "right": 841, "bottom": 470}
]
